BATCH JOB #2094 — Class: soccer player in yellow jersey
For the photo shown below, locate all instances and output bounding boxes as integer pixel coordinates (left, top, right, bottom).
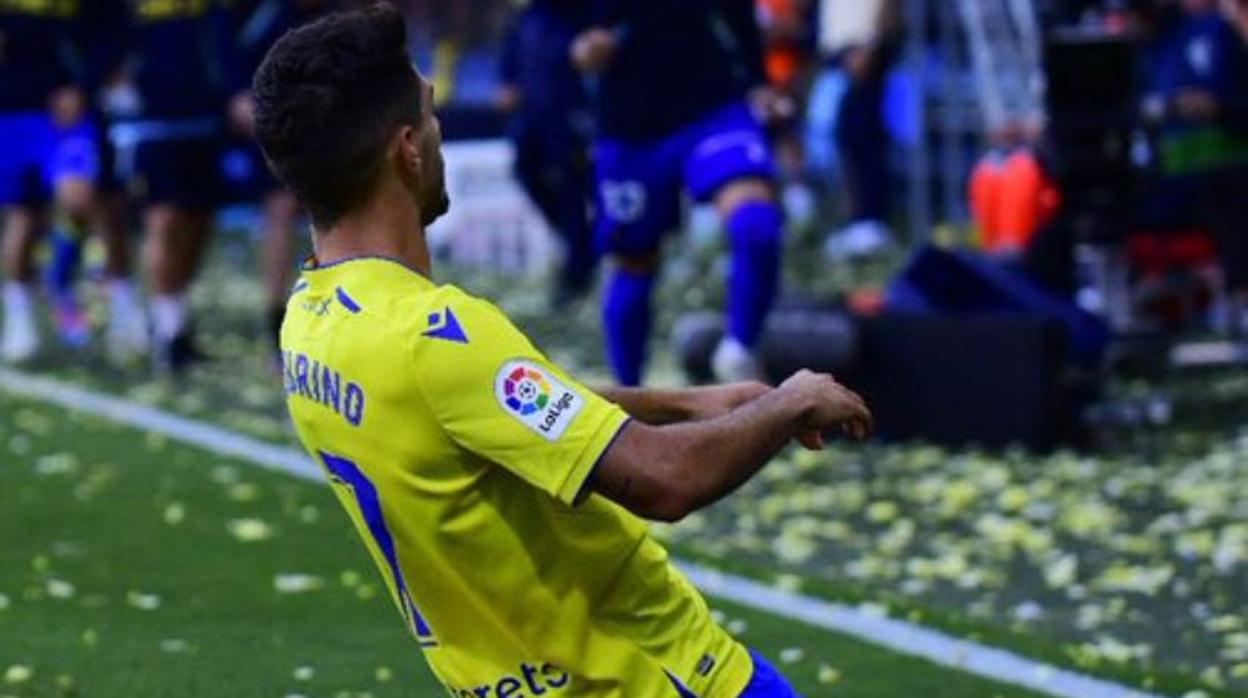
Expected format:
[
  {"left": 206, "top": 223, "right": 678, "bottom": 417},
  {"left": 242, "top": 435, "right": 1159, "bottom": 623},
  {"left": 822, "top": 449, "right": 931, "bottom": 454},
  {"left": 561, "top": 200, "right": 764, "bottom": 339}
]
[{"left": 253, "top": 5, "right": 872, "bottom": 697}]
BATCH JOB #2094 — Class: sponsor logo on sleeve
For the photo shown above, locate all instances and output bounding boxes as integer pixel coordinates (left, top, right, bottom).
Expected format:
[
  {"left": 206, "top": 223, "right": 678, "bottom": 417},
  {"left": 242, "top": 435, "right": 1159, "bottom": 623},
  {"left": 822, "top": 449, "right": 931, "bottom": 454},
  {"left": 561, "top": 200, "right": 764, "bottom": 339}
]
[
  {"left": 424, "top": 306, "right": 469, "bottom": 344},
  {"left": 495, "top": 360, "right": 583, "bottom": 441}
]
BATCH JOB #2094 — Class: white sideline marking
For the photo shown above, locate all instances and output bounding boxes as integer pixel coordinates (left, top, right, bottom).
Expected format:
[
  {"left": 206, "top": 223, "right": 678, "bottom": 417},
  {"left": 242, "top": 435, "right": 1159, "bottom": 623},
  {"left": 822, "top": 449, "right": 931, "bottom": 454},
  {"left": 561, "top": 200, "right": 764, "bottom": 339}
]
[{"left": 0, "top": 368, "right": 1167, "bottom": 698}]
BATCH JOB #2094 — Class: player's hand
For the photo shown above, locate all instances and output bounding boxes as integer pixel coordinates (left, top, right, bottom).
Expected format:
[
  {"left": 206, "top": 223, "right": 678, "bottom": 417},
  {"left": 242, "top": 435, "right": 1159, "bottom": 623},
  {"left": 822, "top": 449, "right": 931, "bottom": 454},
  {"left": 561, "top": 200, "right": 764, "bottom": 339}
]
[
  {"left": 571, "top": 28, "right": 617, "bottom": 73},
  {"left": 684, "top": 381, "right": 772, "bottom": 421},
  {"left": 779, "top": 370, "right": 873, "bottom": 448},
  {"left": 748, "top": 86, "right": 797, "bottom": 126},
  {"left": 48, "top": 86, "right": 85, "bottom": 128},
  {"left": 229, "top": 91, "right": 257, "bottom": 135}
]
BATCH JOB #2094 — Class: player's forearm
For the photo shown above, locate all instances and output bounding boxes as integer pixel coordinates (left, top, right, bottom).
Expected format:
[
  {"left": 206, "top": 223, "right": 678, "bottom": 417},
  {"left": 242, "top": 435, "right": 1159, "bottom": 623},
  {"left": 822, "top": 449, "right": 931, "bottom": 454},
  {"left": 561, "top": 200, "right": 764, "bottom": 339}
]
[
  {"left": 594, "top": 388, "right": 811, "bottom": 521},
  {"left": 659, "top": 388, "right": 812, "bottom": 513},
  {"left": 595, "top": 386, "right": 702, "bottom": 425}
]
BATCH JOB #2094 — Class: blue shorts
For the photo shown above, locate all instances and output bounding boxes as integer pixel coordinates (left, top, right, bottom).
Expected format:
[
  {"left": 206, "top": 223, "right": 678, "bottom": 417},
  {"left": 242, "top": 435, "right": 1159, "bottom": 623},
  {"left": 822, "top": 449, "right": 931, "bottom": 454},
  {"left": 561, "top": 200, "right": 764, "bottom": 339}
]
[
  {"left": 667, "top": 650, "right": 802, "bottom": 697},
  {"left": 739, "top": 650, "right": 802, "bottom": 697},
  {"left": 0, "top": 112, "right": 100, "bottom": 206},
  {"left": 594, "top": 100, "right": 777, "bottom": 256}
]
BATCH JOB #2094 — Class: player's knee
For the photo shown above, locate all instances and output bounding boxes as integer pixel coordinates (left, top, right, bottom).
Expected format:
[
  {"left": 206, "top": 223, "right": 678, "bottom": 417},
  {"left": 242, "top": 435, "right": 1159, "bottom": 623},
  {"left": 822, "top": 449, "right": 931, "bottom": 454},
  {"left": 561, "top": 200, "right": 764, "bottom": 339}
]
[
  {"left": 714, "top": 178, "right": 774, "bottom": 219},
  {"left": 55, "top": 178, "right": 94, "bottom": 220},
  {"left": 144, "top": 205, "right": 179, "bottom": 236}
]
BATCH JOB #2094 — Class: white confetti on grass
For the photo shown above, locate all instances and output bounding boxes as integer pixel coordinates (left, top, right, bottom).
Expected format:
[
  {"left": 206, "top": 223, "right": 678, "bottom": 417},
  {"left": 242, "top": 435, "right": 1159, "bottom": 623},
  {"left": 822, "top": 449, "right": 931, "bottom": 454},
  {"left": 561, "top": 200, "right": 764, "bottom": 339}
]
[
  {"left": 274, "top": 574, "right": 324, "bottom": 594},
  {"left": 163, "top": 502, "right": 186, "bottom": 526},
  {"left": 126, "top": 591, "right": 161, "bottom": 611},
  {"left": 0, "top": 593, "right": 10, "bottom": 611},
  {"left": 3, "top": 665, "right": 32, "bottom": 684},
  {"left": 159, "top": 639, "right": 189, "bottom": 654},
  {"left": 293, "top": 666, "right": 315, "bottom": 682},
  {"left": 227, "top": 518, "right": 273, "bottom": 543},
  {"left": 45, "top": 579, "right": 75, "bottom": 600},
  {"left": 34, "top": 452, "right": 79, "bottom": 476},
  {"left": 778, "top": 648, "right": 805, "bottom": 664},
  {"left": 227, "top": 482, "right": 260, "bottom": 502}
]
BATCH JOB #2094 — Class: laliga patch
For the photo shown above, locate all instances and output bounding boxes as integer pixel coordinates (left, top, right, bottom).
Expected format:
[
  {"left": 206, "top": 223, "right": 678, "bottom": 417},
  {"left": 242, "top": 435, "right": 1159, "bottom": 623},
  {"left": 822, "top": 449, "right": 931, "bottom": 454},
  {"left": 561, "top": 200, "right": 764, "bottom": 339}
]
[{"left": 495, "top": 360, "right": 584, "bottom": 441}]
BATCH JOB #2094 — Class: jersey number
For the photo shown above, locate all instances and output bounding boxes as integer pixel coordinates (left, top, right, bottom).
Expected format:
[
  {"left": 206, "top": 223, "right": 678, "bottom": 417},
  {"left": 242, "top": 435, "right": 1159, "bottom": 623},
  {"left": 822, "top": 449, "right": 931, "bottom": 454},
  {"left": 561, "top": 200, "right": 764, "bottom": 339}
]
[{"left": 319, "top": 451, "right": 437, "bottom": 647}]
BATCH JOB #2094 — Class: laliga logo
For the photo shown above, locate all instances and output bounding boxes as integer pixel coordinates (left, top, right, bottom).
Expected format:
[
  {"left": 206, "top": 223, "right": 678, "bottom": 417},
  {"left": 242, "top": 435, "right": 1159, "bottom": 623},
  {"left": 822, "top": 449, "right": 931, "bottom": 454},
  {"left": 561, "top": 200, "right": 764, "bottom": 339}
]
[
  {"left": 503, "top": 366, "right": 553, "bottom": 416},
  {"left": 496, "top": 361, "right": 584, "bottom": 442}
]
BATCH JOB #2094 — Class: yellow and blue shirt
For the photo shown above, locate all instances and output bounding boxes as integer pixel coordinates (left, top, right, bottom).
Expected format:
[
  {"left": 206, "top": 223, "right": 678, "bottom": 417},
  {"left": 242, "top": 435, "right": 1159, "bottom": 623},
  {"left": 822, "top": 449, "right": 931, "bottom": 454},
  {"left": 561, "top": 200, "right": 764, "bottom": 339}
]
[{"left": 281, "top": 257, "right": 753, "bottom": 698}]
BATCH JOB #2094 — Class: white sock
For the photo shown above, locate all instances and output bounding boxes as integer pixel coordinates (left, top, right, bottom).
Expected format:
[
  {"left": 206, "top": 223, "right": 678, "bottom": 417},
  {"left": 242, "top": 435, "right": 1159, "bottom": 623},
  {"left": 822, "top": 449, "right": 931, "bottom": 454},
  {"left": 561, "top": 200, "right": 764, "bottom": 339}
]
[
  {"left": 150, "top": 294, "right": 187, "bottom": 342},
  {"left": 109, "top": 278, "right": 139, "bottom": 311},
  {"left": 3, "top": 281, "right": 32, "bottom": 318}
]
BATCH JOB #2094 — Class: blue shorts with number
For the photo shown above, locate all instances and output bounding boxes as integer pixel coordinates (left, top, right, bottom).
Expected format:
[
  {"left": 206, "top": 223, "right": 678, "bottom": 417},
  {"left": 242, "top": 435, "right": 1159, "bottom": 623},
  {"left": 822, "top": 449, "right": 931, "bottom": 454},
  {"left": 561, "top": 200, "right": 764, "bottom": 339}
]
[
  {"left": 594, "top": 99, "right": 777, "bottom": 257},
  {"left": 0, "top": 111, "right": 100, "bottom": 206},
  {"left": 668, "top": 650, "right": 802, "bottom": 697}
]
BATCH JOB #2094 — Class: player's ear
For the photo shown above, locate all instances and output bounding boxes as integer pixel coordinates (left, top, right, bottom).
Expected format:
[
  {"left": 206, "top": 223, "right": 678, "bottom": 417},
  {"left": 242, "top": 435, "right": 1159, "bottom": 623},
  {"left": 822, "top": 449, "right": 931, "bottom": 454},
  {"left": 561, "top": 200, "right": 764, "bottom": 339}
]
[{"left": 397, "top": 124, "right": 421, "bottom": 174}]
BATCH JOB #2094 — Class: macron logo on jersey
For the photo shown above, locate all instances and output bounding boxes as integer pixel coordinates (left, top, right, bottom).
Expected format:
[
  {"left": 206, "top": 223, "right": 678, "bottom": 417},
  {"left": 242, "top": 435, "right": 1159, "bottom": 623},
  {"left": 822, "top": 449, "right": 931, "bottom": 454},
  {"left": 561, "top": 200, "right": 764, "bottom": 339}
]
[
  {"left": 495, "top": 360, "right": 583, "bottom": 442},
  {"left": 424, "top": 306, "right": 469, "bottom": 344}
]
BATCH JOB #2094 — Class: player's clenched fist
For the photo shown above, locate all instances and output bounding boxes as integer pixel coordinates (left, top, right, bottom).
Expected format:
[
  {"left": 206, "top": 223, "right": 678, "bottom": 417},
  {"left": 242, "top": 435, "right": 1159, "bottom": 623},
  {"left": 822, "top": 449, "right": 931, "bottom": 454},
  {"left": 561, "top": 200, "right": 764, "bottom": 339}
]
[{"left": 779, "top": 370, "right": 873, "bottom": 449}]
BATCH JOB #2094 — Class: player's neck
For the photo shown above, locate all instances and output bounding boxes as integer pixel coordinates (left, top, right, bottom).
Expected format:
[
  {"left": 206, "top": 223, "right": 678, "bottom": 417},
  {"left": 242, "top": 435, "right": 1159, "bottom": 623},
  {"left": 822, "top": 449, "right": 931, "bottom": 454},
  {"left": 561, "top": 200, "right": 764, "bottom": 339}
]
[{"left": 314, "top": 184, "right": 432, "bottom": 277}]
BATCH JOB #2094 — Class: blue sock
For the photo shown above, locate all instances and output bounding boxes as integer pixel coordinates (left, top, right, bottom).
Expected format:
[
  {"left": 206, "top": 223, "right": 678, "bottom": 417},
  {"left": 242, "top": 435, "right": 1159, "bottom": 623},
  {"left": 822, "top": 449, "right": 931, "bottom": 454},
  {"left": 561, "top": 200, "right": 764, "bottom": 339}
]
[
  {"left": 603, "top": 268, "right": 656, "bottom": 386},
  {"left": 46, "top": 228, "right": 83, "bottom": 306},
  {"left": 726, "top": 201, "right": 784, "bottom": 347}
]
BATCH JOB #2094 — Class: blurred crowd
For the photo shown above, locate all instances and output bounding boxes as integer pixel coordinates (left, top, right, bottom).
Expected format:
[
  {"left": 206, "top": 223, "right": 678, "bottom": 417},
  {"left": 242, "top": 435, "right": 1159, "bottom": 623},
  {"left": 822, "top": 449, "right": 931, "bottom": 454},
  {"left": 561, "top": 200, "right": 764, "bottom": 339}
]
[{"left": 4, "top": 0, "right": 1248, "bottom": 384}]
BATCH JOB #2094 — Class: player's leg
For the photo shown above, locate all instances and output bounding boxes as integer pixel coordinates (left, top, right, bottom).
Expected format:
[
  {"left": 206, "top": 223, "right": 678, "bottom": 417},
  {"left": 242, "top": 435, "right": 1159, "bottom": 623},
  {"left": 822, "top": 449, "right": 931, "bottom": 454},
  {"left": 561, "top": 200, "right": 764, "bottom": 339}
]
[
  {"left": 603, "top": 250, "right": 660, "bottom": 386},
  {"left": 684, "top": 102, "right": 784, "bottom": 382},
  {"left": 261, "top": 189, "right": 300, "bottom": 351},
  {"left": 736, "top": 650, "right": 803, "bottom": 697},
  {"left": 1, "top": 206, "right": 46, "bottom": 363},
  {"left": 516, "top": 130, "right": 597, "bottom": 305},
  {"left": 143, "top": 202, "right": 212, "bottom": 372},
  {"left": 137, "top": 135, "right": 220, "bottom": 373},
  {"left": 45, "top": 120, "right": 102, "bottom": 347},
  {"left": 714, "top": 177, "right": 783, "bottom": 380},
  {"left": 555, "top": 143, "right": 598, "bottom": 302},
  {"left": 0, "top": 112, "right": 55, "bottom": 363},
  {"left": 98, "top": 119, "right": 150, "bottom": 364},
  {"left": 99, "top": 188, "right": 149, "bottom": 363},
  {"left": 596, "top": 139, "right": 682, "bottom": 386}
]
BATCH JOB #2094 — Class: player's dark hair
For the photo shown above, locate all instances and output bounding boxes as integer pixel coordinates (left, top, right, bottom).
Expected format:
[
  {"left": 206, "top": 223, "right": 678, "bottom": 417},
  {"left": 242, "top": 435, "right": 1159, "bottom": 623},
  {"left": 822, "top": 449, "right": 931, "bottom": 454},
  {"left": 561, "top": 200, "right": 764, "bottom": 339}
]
[{"left": 253, "top": 2, "right": 422, "bottom": 229}]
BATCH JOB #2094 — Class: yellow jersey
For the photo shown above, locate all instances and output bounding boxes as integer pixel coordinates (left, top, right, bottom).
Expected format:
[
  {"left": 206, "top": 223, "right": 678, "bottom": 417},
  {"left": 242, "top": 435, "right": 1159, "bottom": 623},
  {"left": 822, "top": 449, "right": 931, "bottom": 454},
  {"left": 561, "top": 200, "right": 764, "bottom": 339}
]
[{"left": 280, "top": 257, "right": 753, "bottom": 698}]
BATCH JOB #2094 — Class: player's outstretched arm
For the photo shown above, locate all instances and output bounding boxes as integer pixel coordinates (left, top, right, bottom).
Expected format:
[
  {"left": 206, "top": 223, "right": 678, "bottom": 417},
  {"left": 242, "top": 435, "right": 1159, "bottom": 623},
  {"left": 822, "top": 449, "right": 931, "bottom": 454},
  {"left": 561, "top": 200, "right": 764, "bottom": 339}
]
[
  {"left": 590, "top": 371, "right": 872, "bottom": 522},
  {"left": 594, "top": 382, "right": 771, "bottom": 426}
]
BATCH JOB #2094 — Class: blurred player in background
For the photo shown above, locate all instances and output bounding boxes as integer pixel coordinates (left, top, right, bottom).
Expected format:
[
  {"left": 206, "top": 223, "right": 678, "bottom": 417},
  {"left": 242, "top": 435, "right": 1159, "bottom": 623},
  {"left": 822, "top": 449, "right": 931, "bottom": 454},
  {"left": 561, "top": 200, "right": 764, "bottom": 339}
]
[
  {"left": 1142, "top": 0, "right": 1248, "bottom": 314},
  {"left": 756, "top": 0, "right": 814, "bottom": 225},
  {"left": 816, "top": 0, "right": 900, "bottom": 259},
  {"left": 572, "top": 0, "right": 788, "bottom": 386},
  {"left": 106, "top": 0, "right": 236, "bottom": 373},
  {"left": 498, "top": 0, "right": 598, "bottom": 307},
  {"left": 0, "top": 0, "right": 98, "bottom": 362},
  {"left": 226, "top": 0, "right": 337, "bottom": 352},
  {"left": 257, "top": 7, "right": 870, "bottom": 694},
  {"left": 86, "top": 0, "right": 153, "bottom": 365}
]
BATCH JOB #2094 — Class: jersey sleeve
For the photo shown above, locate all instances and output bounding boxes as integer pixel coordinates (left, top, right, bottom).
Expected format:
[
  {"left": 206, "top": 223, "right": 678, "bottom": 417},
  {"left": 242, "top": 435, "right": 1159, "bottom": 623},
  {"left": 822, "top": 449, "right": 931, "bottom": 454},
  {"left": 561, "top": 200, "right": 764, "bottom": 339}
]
[{"left": 412, "top": 290, "right": 630, "bottom": 506}]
